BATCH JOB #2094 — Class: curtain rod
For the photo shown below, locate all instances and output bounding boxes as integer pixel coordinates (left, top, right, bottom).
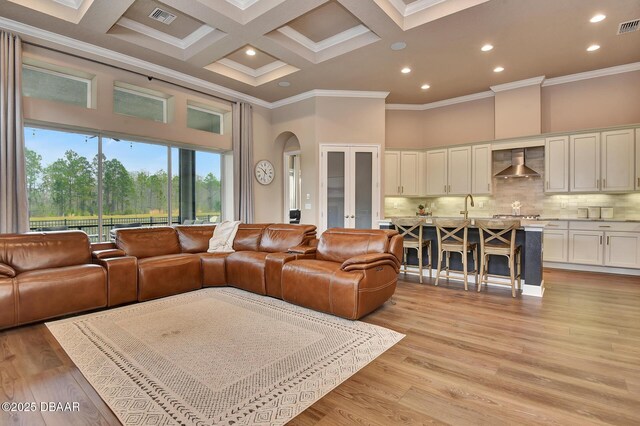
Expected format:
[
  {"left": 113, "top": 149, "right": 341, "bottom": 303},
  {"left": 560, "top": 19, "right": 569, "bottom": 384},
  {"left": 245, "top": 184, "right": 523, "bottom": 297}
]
[{"left": 23, "top": 40, "right": 235, "bottom": 106}]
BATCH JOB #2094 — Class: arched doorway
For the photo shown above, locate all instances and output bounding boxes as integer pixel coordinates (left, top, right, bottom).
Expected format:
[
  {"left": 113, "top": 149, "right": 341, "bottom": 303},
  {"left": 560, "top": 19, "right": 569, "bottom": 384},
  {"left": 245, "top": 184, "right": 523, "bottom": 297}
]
[{"left": 274, "top": 132, "right": 301, "bottom": 223}]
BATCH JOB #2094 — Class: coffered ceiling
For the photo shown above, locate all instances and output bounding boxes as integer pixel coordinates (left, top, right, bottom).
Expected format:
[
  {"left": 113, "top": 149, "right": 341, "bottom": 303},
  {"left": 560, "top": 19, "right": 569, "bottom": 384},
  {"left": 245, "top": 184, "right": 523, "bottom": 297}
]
[{"left": 1, "top": 0, "right": 639, "bottom": 104}]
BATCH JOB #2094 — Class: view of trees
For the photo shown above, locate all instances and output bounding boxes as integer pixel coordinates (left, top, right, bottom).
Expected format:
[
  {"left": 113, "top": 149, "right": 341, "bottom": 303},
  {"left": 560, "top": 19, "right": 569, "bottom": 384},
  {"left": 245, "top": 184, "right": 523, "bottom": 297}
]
[{"left": 26, "top": 148, "right": 221, "bottom": 218}]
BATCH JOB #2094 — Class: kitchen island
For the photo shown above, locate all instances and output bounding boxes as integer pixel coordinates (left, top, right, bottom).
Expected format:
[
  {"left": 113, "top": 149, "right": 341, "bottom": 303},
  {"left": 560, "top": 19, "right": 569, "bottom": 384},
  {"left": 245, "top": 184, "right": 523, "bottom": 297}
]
[{"left": 379, "top": 217, "right": 546, "bottom": 296}]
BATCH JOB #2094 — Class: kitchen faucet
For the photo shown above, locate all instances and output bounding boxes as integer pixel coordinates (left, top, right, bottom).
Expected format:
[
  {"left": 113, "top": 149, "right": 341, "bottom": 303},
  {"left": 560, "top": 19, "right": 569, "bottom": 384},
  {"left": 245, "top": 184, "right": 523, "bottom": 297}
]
[{"left": 460, "top": 194, "right": 474, "bottom": 219}]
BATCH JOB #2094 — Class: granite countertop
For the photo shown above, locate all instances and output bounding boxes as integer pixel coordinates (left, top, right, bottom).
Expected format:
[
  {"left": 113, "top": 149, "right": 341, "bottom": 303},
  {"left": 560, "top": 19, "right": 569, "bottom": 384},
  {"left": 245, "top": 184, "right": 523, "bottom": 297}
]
[
  {"left": 540, "top": 217, "right": 640, "bottom": 223},
  {"left": 378, "top": 216, "right": 547, "bottom": 230}
]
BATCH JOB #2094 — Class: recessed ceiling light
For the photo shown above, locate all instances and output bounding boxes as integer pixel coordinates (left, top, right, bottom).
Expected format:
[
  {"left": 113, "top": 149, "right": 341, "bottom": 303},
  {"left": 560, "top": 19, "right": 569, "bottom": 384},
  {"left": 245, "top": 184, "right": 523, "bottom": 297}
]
[
  {"left": 246, "top": 48, "right": 256, "bottom": 56},
  {"left": 590, "top": 14, "right": 606, "bottom": 23},
  {"left": 587, "top": 44, "right": 600, "bottom": 51},
  {"left": 401, "top": 67, "right": 411, "bottom": 74},
  {"left": 493, "top": 66, "right": 504, "bottom": 73},
  {"left": 390, "top": 41, "right": 407, "bottom": 51},
  {"left": 421, "top": 84, "right": 430, "bottom": 90},
  {"left": 278, "top": 81, "right": 290, "bottom": 87},
  {"left": 481, "top": 44, "right": 494, "bottom": 52}
]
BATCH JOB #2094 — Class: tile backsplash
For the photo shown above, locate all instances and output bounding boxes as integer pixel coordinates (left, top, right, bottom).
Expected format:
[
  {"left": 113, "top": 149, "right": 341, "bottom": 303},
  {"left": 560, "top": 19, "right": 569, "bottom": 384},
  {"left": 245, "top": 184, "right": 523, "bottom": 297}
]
[{"left": 385, "top": 146, "right": 640, "bottom": 219}]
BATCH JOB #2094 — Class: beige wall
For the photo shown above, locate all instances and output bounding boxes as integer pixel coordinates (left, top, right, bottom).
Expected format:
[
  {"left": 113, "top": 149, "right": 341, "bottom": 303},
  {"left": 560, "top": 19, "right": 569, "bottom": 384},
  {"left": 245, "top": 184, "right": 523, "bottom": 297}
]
[
  {"left": 315, "top": 97, "right": 386, "bottom": 145},
  {"left": 385, "top": 97, "right": 495, "bottom": 149},
  {"left": 271, "top": 99, "right": 318, "bottom": 224},
  {"left": 251, "top": 105, "right": 279, "bottom": 223},
  {"left": 23, "top": 46, "right": 233, "bottom": 151},
  {"left": 542, "top": 70, "right": 640, "bottom": 133},
  {"left": 494, "top": 85, "right": 541, "bottom": 139}
]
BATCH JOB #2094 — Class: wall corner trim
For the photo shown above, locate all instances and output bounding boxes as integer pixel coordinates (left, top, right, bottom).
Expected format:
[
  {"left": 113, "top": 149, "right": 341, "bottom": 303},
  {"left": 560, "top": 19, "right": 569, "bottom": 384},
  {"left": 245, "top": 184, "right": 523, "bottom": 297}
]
[
  {"left": 542, "top": 62, "right": 640, "bottom": 87},
  {"left": 385, "top": 91, "right": 494, "bottom": 111},
  {"left": 490, "top": 76, "right": 545, "bottom": 93},
  {"left": 270, "top": 89, "right": 390, "bottom": 109}
]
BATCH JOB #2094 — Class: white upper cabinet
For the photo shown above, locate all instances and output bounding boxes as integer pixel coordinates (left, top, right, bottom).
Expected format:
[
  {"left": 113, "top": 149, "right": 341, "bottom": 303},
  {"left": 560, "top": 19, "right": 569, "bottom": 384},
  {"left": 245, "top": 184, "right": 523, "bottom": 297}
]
[
  {"left": 400, "top": 151, "right": 420, "bottom": 196},
  {"left": 601, "top": 129, "right": 635, "bottom": 192},
  {"left": 384, "top": 151, "right": 422, "bottom": 196},
  {"left": 545, "top": 136, "right": 569, "bottom": 193},
  {"left": 570, "top": 133, "right": 600, "bottom": 192},
  {"left": 425, "top": 149, "right": 448, "bottom": 196},
  {"left": 384, "top": 151, "right": 401, "bottom": 196},
  {"left": 471, "top": 144, "right": 492, "bottom": 195},
  {"left": 636, "top": 129, "right": 640, "bottom": 191},
  {"left": 448, "top": 146, "right": 472, "bottom": 195}
]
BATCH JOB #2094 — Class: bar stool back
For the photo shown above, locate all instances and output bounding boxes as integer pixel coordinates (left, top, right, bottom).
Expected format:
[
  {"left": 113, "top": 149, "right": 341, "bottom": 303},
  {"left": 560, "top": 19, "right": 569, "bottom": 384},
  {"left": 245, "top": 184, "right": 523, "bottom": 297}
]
[
  {"left": 433, "top": 219, "right": 478, "bottom": 290},
  {"left": 392, "top": 217, "right": 431, "bottom": 283},
  {"left": 475, "top": 219, "right": 521, "bottom": 297}
]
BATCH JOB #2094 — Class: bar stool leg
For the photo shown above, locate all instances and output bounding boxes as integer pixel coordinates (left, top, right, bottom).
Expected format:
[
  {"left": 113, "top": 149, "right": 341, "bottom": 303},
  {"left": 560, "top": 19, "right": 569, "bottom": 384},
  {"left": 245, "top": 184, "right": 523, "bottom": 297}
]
[
  {"left": 402, "top": 248, "right": 408, "bottom": 277},
  {"left": 435, "top": 248, "right": 443, "bottom": 286},
  {"left": 509, "top": 255, "right": 516, "bottom": 297},
  {"left": 427, "top": 242, "right": 432, "bottom": 279},
  {"left": 462, "top": 250, "right": 468, "bottom": 291},
  {"left": 418, "top": 247, "right": 423, "bottom": 284},
  {"left": 445, "top": 251, "right": 450, "bottom": 280},
  {"left": 473, "top": 246, "right": 479, "bottom": 286},
  {"left": 478, "top": 252, "right": 485, "bottom": 292},
  {"left": 517, "top": 249, "right": 522, "bottom": 292}
]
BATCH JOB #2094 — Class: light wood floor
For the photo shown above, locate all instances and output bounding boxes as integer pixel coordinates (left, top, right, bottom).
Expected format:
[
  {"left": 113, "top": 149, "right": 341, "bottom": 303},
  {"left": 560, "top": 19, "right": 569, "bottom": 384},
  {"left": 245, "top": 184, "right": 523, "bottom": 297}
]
[{"left": 1, "top": 269, "right": 640, "bottom": 425}]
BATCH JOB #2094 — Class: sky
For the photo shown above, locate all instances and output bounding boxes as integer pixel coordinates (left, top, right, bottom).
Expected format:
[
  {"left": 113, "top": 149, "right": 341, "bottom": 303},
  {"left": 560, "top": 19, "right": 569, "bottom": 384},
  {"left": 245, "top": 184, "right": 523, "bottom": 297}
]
[{"left": 25, "top": 127, "right": 221, "bottom": 177}]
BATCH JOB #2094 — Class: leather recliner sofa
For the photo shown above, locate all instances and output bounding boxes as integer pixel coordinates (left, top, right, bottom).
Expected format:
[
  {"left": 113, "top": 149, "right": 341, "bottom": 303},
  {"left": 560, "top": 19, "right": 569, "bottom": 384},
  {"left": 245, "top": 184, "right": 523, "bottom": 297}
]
[
  {"left": 0, "top": 231, "right": 109, "bottom": 329},
  {"left": 282, "top": 228, "right": 403, "bottom": 319},
  {"left": 0, "top": 224, "right": 401, "bottom": 329}
]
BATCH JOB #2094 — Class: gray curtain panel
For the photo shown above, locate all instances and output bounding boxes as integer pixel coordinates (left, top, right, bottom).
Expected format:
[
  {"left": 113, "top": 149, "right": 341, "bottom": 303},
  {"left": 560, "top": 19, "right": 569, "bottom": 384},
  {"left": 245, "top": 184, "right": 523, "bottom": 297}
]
[
  {"left": 0, "top": 31, "right": 28, "bottom": 234},
  {"left": 232, "top": 102, "right": 254, "bottom": 223}
]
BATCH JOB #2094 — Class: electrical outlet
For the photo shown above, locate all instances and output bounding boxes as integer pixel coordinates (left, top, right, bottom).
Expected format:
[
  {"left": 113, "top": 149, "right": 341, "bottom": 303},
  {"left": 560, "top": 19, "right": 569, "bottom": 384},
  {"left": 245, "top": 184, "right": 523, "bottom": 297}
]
[
  {"left": 393, "top": 202, "right": 398, "bottom": 209},
  {"left": 478, "top": 201, "right": 485, "bottom": 208},
  {"left": 560, "top": 201, "right": 567, "bottom": 209},
  {"left": 430, "top": 203, "right": 436, "bottom": 209}
]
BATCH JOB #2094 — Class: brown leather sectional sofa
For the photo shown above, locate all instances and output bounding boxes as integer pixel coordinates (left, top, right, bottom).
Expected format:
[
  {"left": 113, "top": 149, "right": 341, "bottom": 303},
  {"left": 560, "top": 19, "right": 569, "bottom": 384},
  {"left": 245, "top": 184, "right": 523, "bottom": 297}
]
[{"left": 0, "top": 224, "right": 402, "bottom": 329}]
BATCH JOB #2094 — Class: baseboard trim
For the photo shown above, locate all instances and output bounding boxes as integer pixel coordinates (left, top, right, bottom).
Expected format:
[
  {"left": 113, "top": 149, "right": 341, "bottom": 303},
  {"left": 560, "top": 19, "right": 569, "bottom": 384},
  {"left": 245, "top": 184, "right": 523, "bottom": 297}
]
[
  {"left": 544, "top": 262, "right": 640, "bottom": 276},
  {"left": 399, "top": 266, "right": 544, "bottom": 297}
]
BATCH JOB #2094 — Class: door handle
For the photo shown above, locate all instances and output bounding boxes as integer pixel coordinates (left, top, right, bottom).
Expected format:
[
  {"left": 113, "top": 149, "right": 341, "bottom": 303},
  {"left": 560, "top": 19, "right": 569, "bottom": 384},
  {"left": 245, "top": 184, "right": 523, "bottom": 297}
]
[
  {"left": 397, "top": 186, "right": 400, "bottom": 193},
  {"left": 597, "top": 179, "right": 600, "bottom": 190},
  {"left": 603, "top": 179, "right": 606, "bottom": 189},
  {"left": 345, "top": 215, "right": 349, "bottom": 218},
  {"left": 488, "top": 183, "right": 490, "bottom": 191},
  {"left": 546, "top": 181, "right": 549, "bottom": 189},
  {"left": 350, "top": 215, "right": 355, "bottom": 218},
  {"left": 444, "top": 185, "right": 446, "bottom": 193},
  {"left": 401, "top": 186, "right": 404, "bottom": 193},
  {"left": 448, "top": 185, "right": 451, "bottom": 193},
  {"left": 599, "top": 235, "right": 603, "bottom": 245},
  {"left": 637, "top": 177, "right": 640, "bottom": 187},
  {"left": 606, "top": 236, "right": 610, "bottom": 245}
]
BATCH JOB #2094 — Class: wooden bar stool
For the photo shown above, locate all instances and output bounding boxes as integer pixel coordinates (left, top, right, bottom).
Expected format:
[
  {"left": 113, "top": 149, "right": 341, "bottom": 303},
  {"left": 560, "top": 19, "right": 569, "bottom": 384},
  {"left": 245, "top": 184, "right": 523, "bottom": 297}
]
[
  {"left": 392, "top": 218, "right": 431, "bottom": 283},
  {"left": 433, "top": 219, "right": 478, "bottom": 290},
  {"left": 476, "top": 219, "right": 522, "bottom": 297}
]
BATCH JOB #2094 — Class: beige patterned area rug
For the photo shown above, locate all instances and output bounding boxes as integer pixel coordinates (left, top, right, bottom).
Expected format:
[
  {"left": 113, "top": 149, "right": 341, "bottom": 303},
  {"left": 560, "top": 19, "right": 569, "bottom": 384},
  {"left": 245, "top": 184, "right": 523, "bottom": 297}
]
[{"left": 47, "top": 288, "right": 404, "bottom": 425}]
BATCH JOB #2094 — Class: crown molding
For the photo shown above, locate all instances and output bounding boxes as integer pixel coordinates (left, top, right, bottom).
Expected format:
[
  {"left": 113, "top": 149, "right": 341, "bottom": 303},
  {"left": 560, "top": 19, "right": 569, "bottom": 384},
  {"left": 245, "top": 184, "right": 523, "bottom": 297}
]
[
  {"left": 116, "top": 18, "right": 217, "bottom": 50},
  {"left": 386, "top": 91, "right": 494, "bottom": 111},
  {"left": 52, "top": 0, "right": 86, "bottom": 9},
  {"left": 542, "top": 62, "right": 640, "bottom": 87},
  {"left": 216, "top": 58, "right": 288, "bottom": 78},
  {"left": 490, "top": 76, "right": 545, "bottom": 93},
  {"left": 277, "top": 24, "right": 371, "bottom": 53},
  {"left": 387, "top": 0, "right": 446, "bottom": 17},
  {"left": 271, "top": 89, "right": 390, "bottom": 109},
  {"left": 0, "top": 16, "right": 270, "bottom": 108},
  {"left": 225, "top": 0, "right": 260, "bottom": 11}
]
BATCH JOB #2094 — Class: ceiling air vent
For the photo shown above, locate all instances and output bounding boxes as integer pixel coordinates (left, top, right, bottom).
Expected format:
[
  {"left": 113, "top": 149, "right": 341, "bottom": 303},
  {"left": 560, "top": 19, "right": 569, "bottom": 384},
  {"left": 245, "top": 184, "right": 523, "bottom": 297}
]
[
  {"left": 617, "top": 19, "right": 639, "bottom": 35},
  {"left": 148, "top": 7, "right": 177, "bottom": 25}
]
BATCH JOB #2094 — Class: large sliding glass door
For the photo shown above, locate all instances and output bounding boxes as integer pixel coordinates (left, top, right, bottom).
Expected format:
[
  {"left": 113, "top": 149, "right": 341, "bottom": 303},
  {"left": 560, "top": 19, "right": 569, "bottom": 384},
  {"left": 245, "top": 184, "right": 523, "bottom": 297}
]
[
  {"left": 24, "top": 125, "right": 225, "bottom": 241},
  {"left": 320, "top": 145, "right": 379, "bottom": 233}
]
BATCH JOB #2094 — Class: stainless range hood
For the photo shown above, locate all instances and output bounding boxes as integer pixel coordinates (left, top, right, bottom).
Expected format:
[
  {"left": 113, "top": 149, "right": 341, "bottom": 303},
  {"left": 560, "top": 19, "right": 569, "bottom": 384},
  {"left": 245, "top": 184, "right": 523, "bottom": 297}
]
[{"left": 494, "top": 148, "right": 540, "bottom": 178}]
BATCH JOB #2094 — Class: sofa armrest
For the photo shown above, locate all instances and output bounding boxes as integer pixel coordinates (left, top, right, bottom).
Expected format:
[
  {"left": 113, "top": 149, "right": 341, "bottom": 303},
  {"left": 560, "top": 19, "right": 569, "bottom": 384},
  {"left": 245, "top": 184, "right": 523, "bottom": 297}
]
[
  {"left": 341, "top": 253, "right": 400, "bottom": 273},
  {"left": 288, "top": 245, "right": 317, "bottom": 255},
  {"left": 0, "top": 263, "right": 16, "bottom": 278},
  {"left": 98, "top": 256, "right": 138, "bottom": 307},
  {"left": 91, "top": 242, "right": 116, "bottom": 251},
  {"left": 92, "top": 249, "right": 127, "bottom": 260}
]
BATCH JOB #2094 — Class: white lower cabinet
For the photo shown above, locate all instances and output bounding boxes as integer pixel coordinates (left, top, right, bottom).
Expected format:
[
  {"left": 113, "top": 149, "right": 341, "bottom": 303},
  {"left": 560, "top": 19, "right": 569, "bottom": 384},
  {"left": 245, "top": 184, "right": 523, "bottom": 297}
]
[
  {"left": 568, "top": 230, "right": 603, "bottom": 265},
  {"left": 605, "top": 232, "right": 640, "bottom": 269},
  {"left": 543, "top": 229, "right": 569, "bottom": 262}
]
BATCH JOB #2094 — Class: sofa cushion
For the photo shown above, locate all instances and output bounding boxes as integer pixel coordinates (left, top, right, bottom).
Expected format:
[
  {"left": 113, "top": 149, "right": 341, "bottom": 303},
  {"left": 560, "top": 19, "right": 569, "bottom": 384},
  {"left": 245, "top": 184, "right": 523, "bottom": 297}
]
[
  {"left": 259, "top": 224, "right": 317, "bottom": 253},
  {"left": 0, "top": 231, "right": 92, "bottom": 273},
  {"left": 225, "top": 251, "right": 269, "bottom": 295},
  {"left": 137, "top": 254, "right": 201, "bottom": 301},
  {"left": 232, "top": 224, "right": 270, "bottom": 252},
  {"left": 175, "top": 225, "right": 217, "bottom": 253},
  {"left": 116, "top": 227, "right": 181, "bottom": 259},
  {"left": 316, "top": 228, "right": 389, "bottom": 263},
  {"left": 194, "top": 252, "right": 231, "bottom": 287},
  {"left": 281, "top": 260, "right": 362, "bottom": 319},
  {"left": 16, "top": 265, "right": 107, "bottom": 324}
]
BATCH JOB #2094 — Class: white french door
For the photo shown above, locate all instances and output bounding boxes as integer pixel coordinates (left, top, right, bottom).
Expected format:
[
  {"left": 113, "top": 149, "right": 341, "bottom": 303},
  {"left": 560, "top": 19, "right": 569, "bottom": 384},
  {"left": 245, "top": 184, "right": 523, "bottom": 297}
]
[{"left": 319, "top": 145, "right": 380, "bottom": 233}]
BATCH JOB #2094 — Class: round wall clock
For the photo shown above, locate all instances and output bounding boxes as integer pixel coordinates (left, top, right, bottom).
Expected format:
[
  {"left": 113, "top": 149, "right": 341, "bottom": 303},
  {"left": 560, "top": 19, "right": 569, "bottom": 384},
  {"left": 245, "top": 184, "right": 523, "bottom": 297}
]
[{"left": 254, "top": 159, "right": 275, "bottom": 185}]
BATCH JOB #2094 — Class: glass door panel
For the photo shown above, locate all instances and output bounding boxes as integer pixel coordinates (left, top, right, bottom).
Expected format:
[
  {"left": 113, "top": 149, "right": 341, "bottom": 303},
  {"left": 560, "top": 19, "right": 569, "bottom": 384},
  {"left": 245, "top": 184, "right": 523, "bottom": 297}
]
[
  {"left": 326, "top": 151, "right": 346, "bottom": 229},
  {"left": 354, "top": 152, "right": 373, "bottom": 229}
]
